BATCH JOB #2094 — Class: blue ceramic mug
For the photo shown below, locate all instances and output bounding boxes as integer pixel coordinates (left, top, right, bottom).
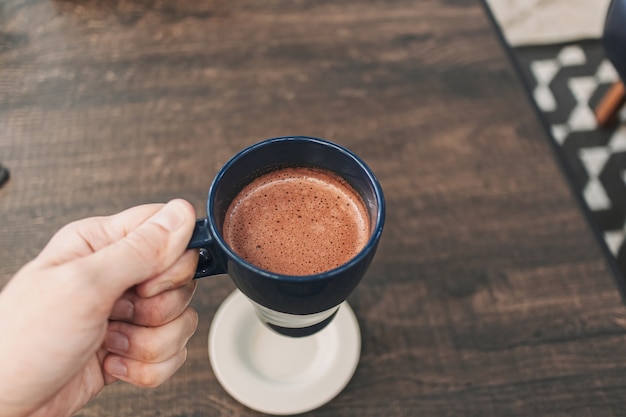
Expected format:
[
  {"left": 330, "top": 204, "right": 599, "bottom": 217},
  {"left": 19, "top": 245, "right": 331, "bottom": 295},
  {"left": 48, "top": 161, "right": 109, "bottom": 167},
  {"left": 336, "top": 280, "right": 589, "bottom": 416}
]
[{"left": 188, "top": 136, "right": 385, "bottom": 337}]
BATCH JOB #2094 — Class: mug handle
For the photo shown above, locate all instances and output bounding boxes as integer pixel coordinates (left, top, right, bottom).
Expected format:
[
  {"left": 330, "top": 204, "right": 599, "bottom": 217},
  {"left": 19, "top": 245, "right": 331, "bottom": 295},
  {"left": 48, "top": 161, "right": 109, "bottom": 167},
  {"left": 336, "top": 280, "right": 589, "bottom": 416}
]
[{"left": 187, "top": 218, "right": 227, "bottom": 279}]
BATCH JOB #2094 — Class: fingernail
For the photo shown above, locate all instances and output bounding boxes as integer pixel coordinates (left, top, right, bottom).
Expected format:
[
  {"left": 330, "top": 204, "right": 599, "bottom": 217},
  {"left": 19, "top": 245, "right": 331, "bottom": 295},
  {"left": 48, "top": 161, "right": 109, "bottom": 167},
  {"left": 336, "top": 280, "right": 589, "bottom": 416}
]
[
  {"left": 152, "top": 200, "right": 187, "bottom": 232},
  {"left": 107, "top": 357, "right": 128, "bottom": 377},
  {"left": 106, "top": 331, "right": 130, "bottom": 353},
  {"left": 111, "top": 298, "right": 134, "bottom": 321}
]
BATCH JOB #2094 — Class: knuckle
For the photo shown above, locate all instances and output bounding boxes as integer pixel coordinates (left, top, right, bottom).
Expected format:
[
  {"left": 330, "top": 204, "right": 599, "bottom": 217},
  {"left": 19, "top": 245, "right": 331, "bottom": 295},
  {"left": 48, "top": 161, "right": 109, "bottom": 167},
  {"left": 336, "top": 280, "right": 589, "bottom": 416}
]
[
  {"left": 107, "top": 322, "right": 163, "bottom": 362},
  {"left": 168, "top": 250, "right": 199, "bottom": 287},
  {"left": 141, "top": 301, "right": 168, "bottom": 327},
  {"left": 58, "top": 217, "right": 99, "bottom": 237},
  {"left": 133, "top": 349, "right": 187, "bottom": 388},
  {"left": 136, "top": 338, "right": 162, "bottom": 363},
  {"left": 185, "top": 307, "right": 199, "bottom": 334},
  {"left": 135, "top": 365, "right": 162, "bottom": 388}
]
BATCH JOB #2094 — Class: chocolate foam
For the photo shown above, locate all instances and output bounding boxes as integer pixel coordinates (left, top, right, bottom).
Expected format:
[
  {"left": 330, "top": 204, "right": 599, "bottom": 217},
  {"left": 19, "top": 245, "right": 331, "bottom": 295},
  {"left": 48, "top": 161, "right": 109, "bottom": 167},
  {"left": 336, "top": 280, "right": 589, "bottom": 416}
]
[{"left": 223, "top": 167, "right": 371, "bottom": 276}]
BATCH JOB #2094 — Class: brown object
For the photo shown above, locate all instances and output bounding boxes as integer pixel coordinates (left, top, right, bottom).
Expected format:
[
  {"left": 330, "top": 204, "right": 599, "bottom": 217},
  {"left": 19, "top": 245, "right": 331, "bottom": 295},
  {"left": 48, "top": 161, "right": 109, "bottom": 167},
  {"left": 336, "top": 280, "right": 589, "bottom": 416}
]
[
  {"left": 223, "top": 166, "right": 370, "bottom": 276},
  {"left": 1, "top": 0, "right": 625, "bottom": 416},
  {"left": 595, "top": 81, "right": 626, "bottom": 126}
]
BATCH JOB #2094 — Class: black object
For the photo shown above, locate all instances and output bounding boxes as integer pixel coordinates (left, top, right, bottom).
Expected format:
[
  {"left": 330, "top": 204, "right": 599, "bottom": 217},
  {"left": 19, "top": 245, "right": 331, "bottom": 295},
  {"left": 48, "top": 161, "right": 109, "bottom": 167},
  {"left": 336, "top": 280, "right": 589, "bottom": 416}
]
[
  {"left": 0, "top": 164, "right": 9, "bottom": 188},
  {"left": 603, "top": 0, "right": 626, "bottom": 81}
]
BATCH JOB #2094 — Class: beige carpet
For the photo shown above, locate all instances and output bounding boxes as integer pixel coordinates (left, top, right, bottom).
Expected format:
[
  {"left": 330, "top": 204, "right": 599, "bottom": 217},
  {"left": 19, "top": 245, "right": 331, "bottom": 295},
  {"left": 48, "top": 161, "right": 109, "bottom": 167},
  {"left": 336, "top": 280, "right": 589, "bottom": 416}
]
[{"left": 485, "top": 0, "right": 611, "bottom": 46}]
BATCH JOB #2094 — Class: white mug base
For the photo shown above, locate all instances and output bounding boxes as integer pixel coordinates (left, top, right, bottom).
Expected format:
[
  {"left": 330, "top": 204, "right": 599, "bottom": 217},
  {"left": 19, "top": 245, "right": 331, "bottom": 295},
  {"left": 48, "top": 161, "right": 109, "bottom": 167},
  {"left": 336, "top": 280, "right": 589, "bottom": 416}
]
[{"left": 208, "top": 290, "right": 361, "bottom": 415}]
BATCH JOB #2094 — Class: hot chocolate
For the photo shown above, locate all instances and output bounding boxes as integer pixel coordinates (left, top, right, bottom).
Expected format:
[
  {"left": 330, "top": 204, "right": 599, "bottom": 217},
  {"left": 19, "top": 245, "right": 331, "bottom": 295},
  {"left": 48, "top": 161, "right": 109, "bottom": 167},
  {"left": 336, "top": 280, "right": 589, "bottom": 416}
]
[{"left": 222, "top": 166, "right": 370, "bottom": 276}]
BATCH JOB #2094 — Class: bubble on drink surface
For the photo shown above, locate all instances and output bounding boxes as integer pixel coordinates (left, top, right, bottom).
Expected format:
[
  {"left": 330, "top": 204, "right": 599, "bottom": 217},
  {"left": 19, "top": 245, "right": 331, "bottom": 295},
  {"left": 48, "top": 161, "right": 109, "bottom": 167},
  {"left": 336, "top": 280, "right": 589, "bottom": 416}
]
[{"left": 223, "top": 167, "right": 370, "bottom": 276}]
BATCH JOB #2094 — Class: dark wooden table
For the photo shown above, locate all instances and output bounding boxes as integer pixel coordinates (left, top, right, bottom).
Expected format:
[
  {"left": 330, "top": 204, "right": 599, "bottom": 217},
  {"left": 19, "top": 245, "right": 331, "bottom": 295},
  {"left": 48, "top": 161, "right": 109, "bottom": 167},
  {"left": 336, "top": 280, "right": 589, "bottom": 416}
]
[{"left": 2, "top": 0, "right": 626, "bottom": 415}]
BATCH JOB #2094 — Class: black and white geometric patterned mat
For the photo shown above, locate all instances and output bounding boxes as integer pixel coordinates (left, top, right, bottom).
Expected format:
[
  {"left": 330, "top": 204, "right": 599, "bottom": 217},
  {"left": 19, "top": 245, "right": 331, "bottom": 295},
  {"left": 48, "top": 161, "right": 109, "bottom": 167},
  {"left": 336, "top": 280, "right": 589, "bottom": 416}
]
[{"left": 514, "top": 40, "right": 626, "bottom": 286}]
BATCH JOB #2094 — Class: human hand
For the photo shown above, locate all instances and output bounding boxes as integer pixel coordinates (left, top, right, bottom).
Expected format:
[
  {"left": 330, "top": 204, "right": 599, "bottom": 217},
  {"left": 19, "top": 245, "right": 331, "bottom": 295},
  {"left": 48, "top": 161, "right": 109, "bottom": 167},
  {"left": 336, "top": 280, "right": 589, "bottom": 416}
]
[{"left": 0, "top": 200, "right": 199, "bottom": 417}]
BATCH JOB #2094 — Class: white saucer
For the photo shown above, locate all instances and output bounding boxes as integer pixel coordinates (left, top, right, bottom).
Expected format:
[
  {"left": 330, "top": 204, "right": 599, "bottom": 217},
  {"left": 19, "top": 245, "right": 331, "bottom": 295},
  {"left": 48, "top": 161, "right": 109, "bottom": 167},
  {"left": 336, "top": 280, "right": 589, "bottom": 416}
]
[{"left": 208, "top": 290, "right": 361, "bottom": 415}]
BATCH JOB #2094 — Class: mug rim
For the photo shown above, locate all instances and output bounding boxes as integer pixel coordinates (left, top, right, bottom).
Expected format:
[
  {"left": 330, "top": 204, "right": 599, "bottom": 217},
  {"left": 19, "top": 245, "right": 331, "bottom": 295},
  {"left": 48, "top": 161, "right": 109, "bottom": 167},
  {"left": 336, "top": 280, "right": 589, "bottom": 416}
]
[{"left": 207, "top": 135, "right": 385, "bottom": 283}]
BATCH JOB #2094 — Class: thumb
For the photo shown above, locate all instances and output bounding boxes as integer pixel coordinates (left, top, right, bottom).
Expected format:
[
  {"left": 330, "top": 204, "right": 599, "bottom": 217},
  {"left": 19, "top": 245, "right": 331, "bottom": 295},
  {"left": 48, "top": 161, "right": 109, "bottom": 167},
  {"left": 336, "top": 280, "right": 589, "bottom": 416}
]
[{"left": 69, "top": 199, "right": 197, "bottom": 302}]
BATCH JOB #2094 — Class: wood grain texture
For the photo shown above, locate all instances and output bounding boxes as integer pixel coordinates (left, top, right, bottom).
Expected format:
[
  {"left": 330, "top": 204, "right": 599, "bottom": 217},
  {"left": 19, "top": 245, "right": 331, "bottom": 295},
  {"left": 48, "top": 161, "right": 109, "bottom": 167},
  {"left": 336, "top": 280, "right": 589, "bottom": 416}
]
[{"left": 2, "top": 0, "right": 626, "bottom": 416}]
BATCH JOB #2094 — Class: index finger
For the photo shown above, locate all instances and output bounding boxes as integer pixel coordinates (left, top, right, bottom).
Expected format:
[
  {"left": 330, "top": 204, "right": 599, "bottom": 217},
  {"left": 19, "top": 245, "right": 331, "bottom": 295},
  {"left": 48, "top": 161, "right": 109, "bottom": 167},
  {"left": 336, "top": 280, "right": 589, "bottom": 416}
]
[
  {"left": 37, "top": 204, "right": 165, "bottom": 267},
  {"left": 69, "top": 200, "right": 197, "bottom": 302}
]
